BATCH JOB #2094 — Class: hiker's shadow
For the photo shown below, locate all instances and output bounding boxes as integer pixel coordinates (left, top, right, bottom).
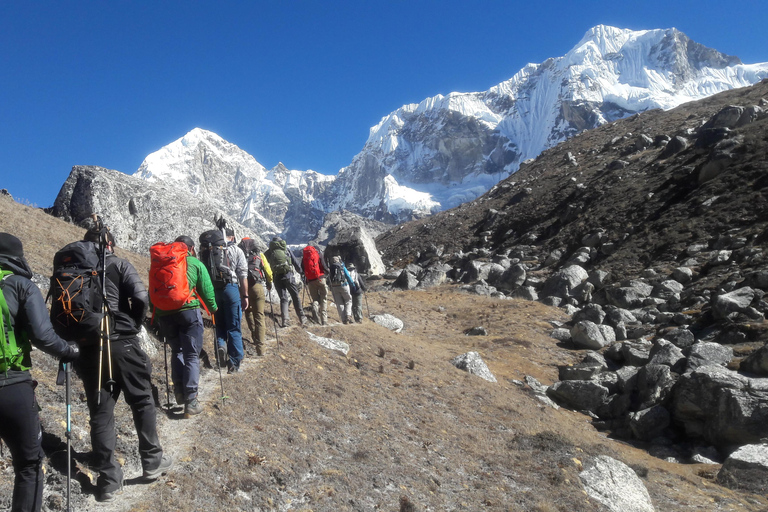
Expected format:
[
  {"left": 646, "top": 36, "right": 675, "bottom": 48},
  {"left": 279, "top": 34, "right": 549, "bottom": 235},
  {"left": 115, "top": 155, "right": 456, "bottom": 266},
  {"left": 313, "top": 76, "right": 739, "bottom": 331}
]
[{"left": 42, "top": 431, "right": 97, "bottom": 495}]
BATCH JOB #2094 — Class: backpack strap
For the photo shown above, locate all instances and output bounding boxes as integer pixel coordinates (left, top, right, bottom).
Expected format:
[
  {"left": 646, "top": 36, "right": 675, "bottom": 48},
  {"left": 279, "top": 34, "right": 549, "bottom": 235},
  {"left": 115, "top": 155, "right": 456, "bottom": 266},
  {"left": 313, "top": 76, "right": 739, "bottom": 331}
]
[{"left": 0, "top": 270, "right": 29, "bottom": 374}]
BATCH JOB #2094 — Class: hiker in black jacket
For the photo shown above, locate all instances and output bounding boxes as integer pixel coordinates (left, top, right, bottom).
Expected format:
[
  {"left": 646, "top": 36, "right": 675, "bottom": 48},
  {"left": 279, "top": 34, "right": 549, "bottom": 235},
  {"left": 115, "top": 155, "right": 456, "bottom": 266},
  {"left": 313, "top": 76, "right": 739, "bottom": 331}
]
[
  {"left": 0, "top": 233, "right": 79, "bottom": 512},
  {"left": 67, "top": 225, "right": 172, "bottom": 503}
]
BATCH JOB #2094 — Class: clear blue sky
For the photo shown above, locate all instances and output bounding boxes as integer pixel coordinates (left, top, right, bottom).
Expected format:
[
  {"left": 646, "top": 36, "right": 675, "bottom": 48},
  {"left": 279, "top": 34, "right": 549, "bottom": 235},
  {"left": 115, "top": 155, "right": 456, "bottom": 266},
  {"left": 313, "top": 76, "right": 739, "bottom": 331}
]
[{"left": 2, "top": 1, "right": 765, "bottom": 207}]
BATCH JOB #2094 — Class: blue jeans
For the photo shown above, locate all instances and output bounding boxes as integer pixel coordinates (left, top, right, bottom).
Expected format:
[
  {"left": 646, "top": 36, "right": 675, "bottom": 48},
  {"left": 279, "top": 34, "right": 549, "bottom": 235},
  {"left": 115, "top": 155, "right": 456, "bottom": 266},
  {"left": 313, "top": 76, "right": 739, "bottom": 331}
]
[
  {"left": 214, "top": 283, "right": 244, "bottom": 369},
  {"left": 159, "top": 308, "right": 204, "bottom": 401}
]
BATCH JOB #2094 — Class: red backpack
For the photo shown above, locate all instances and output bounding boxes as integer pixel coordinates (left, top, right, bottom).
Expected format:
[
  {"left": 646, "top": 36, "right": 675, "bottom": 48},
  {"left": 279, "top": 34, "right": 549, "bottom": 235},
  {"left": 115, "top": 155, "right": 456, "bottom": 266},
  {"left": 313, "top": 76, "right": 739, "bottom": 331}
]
[
  {"left": 303, "top": 245, "right": 323, "bottom": 280},
  {"left": 149, "top": 242, "right": 192, "bottom": 311}
]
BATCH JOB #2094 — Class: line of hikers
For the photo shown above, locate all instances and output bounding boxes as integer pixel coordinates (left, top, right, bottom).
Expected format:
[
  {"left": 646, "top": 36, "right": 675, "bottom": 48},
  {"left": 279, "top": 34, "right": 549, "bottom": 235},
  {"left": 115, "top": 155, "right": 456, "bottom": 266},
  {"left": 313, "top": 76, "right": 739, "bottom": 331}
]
[{"left": 0, "top": 220, "right": 367, "bottom": 511}]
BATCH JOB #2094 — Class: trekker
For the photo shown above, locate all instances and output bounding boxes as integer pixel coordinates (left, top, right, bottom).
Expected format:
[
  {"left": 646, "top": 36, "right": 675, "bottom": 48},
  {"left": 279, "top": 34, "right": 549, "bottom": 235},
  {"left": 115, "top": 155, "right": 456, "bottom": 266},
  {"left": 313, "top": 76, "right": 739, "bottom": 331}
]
[
  {"left": 328, "top": 255, "right": 355, "bottom": 324},
  {"left": 301, "top": 243, "right": 329, "bottom": 325},
  {"left": 0, "top": 233, "right": 79, "bottom": 512},
  {"left": 347, "top": 262, "right": 367, "bottom": 323},
  {"left": 153, "top": 236, "right": 218, "bottom": 416},
  {"left": 213, "top": 228, "right": 249, "bottom": 373},
  {"left": 238, "top": 237, "right": 273, "bottom": 356},
  {"left": 264, "top": 237, "right": 307, "bottom": 328},
  {"left": 56, "top": 224, "right": 172, "bottom": 503}
]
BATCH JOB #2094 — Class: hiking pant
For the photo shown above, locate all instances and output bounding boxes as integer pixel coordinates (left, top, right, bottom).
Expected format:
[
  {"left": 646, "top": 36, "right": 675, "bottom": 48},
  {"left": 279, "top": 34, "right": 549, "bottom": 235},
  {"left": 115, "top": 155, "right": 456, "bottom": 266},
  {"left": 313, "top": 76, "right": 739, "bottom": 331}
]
[
  {"left": 244, "top": 280, "right": 266, "bottom": 355},
  {"left": 214, "top": 283, "right": 244, "bottom": 370},
  {"left": 0, "top": 380, "right": 44, "bottom": 512},
  {"left": 274, "top": 272, "right": 306, "bottom": 327},
  {"left": 330, "top": 284, "right": 352, "bottom": 323},
  {"left": 77, "top": 337, "right": 163, "bottom": 494},
  {"left": 306, "top": 277, "right": 328, "bottom": 325},
  {"left": 352, "top": 292, "right": 364, "bottom": 323},
  {"left": 158, "top": 308, "right": 204, "bottom": 402}
]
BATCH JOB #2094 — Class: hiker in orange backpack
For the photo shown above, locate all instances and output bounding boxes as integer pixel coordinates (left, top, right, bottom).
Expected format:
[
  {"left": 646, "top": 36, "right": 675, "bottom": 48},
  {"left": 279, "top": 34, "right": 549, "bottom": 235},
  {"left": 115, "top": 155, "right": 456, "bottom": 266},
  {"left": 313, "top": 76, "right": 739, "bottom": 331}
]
[
  {"left": 150, "top": 235, "right": 217, "bottom": 417},
  {"left": 301, "top": 243, "right": 330, "bottom": 325}
]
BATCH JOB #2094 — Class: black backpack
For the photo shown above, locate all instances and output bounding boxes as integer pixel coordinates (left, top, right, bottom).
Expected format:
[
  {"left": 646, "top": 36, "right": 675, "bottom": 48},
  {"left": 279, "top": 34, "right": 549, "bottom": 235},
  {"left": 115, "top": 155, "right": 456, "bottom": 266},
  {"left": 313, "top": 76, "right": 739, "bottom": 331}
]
[
  {"left": 238, "top": 238, "right": 265, "bottom": 283},
  {"left": 329, "top": 262, "right": 347, "bottom": 286},
  {"left": 49, "top": 241, "right": 105, "bottom": 343},
  {"left": 199, "top": 230, "right": 232, "bottom": 289}
]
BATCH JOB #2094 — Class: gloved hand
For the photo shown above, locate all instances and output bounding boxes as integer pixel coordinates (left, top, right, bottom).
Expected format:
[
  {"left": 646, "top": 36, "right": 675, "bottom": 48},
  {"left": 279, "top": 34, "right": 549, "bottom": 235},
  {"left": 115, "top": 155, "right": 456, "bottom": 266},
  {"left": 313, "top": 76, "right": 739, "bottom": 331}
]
[
  {"left": 267, "top": 283, "right": 273, "bottom": 293},
  {"left": 61, "top": 342, "right": 80, "bottom": 363}
]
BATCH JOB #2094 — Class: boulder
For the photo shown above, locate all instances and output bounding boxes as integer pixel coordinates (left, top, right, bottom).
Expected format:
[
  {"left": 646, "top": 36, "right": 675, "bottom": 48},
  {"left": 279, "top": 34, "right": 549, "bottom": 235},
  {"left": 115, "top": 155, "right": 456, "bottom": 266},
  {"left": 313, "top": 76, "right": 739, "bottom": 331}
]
[
  {"left": 417, "top": 265, "right": 449, "bottom": 289},
  {"left": 664, "top": 328, "right": 696, "bottom": 349},
  {"left": 740, "top": 344, "right": 768, "bottom": 376},
  {"left": 636, "top": 364, "right": 677, "bottom": 409},
  {"left": 372, "top": 314, "right": 404, "bottom": 333},
  {"left": 717, "top": 444, "right": 768, "bottom": 493},
  {"left": 393, "top": 269, "right": 419, "bottom": 290},
  {"left": 621, "top": 341, "right": 652, "bottom": 367},
  {"left": 498, "top": 263, "right": 527, "bottom": 289},
  {"left": 541, "top": 265, "right": 588, "bottom": 299},
  {"left": 686, "top": 342, "right": 733, "bottom": 372},
  {"left": 648, "top": 339, "right": 685, "bottom": 371},
  {"left": 579, "top": 456, "right": 655, "bottom": 512},
  {"left": 672, "top": 365, "right": 768, "bottom": 448},
  {"left": 630, "top": 405, "right": 671, "bottom": 441},
  {"left": 572, "top": 303, "right": 606, "bottom": 325},
  {"left": 324, "top": 224, "right": 386, "bottom": 275},
  {"left": 606, "top": 284, "right": 652, "bottom": 309},
  {"left": 671, "top": 267, "right": 694, "bottom": 284},
  {"left": 547, "top": 380, "right": 608, "bottom": 412},
  {"left": 558, "top": 363, "right": 603, "bottom": 381},
  {"left": 660, "top": 135, "right": 689, "bottom": 158},
  {"left": 712, "top": 287, "right": 756, "bottom": 320},
  {"left": 652, "top": 280, "right": 684, "bottom": 301},
  {"left": 450, "top": 352, "right": 496, "bottom": 383},
  {"left": 571, "top": 321, "right": 614, "bottom": 350}
]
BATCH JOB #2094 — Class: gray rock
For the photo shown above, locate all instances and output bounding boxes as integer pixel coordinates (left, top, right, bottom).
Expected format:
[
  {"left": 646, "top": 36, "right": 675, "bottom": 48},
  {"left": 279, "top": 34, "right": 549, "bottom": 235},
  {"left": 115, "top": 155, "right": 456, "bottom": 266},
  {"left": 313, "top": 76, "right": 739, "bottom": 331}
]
[
  {"left": 464, "top": 326, "right": 487, "bottom": 336},
  {"left": 324, "top": 224, "right": 387, "bottom": 276},
  {"left": 648, "top": 339, "right": 686, "bottom": 371},
  {"left": 550, "top": 328, "right": 572, "bottom": 342},
  {"left": 621, "top": 341, "right": 652, "bottom": 366},
  {"left": 606, "top": 284, "right": 652, "bottom": 309},
  {"left": 558, "top": 363, "right": 603, "bottom": 381},
  {"left": 660, "top": 135, "right": 689, "bottom": 158},
  {"left": 672, "top": 365, "right": 768, "bottom": 447},
  {"left": 664, "top": 328, "right": 696, "bottom": 349},
  {"left": 636, "top": 364, "right": 677, "bottom": 409},
  {"left": 306, "top": 332, "right": 350, "bottom": 355},
  {"left": 712, "top": 287, "right": 756, "bottom": 320},
  {"left": 498, "top": 263, "right": 527, "bottom": 290},
  {"left": 372, "top": 314, "right": 404, "bottom": 333},
  {"left": 512, "top": 286, "right": 538, "bottom": 301},
  {"left": 615, "top": 366, "right": 640, "bottom": 393},
  {"left": 604, "top": 305, "right": 638, "bottom": 327},
  {"left": 450, "top": 352, "right": 497, "bottom": 383},
  {"left": 740, "top": 344, "right": 768, "bottom": 376},
  {"left": 571, "top": 320, "right": 614, "bottom": 350},
  {"left": 524, "top": 375, "right": 560, "bottom": 409},
  {"left": 541, "top": 265, "right": 588, "bottom": 299},
  {"left": 579, "top": 456, "right": 655, "bottom": 512},
  {"left": 717, "top": 444, "right": 768, "bottom": 493},
  {"left": 137, "top": 326, "right": 158, "bottom": 358},
  {"left": 671, "top": 267, "right": 694, "bottom": 284},
  {"left": 547, "top": 380, "right": 609, "bottom": 412},
  {"left": 686, "top": 342, "right": 733, "bottom": 372},
  {"left": 652, "top": 280, "right": 684, "bottom": 301},
  {"left": 630, "top": 405, "right": 671, "bottom": 441},
  {"left": 572, "top": 303, "right": 606, "bottom": 325},
  {"left": 393, "top": 269, "right": 419, "bottom": 290},
  {"left": 417, "top": 267, "right": 448, "bottom": 289}
]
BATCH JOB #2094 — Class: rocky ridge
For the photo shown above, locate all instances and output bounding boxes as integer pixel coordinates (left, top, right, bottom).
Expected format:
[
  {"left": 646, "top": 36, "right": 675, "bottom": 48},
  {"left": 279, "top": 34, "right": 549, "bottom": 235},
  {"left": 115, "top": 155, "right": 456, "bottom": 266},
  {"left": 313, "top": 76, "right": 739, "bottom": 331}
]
[{"left": 374, "top": 81, "right": 768, "bottom": 491}]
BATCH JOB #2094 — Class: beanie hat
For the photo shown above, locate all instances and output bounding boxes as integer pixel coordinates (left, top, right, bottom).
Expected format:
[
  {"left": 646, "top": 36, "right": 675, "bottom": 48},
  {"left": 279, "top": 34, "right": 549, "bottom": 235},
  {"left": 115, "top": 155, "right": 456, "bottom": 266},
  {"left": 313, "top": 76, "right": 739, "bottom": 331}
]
[
  {"left": 0, "top": 233, "right": 24, "bottom": 258},
  {"left": 347, "top": 263, "right": 356, "bottom": 270},
  {"left": 225, "top": 228, "right": 235, "bottom": 237},
  {"left": 175, "top": 235, "right": 195, "bottom": 250}
]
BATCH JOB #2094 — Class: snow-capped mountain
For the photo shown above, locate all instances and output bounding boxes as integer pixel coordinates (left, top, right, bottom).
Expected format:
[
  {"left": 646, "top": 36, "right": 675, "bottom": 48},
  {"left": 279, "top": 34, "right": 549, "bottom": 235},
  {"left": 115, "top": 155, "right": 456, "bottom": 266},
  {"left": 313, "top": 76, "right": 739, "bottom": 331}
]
[
  {"left": 125, "top": 25, "right": 768, "bottom": 242},
  {"left": 330, "top": 25, "right": 768, "bottom": 219},
  {"left": 134, "top": 128, "right": 335, "bottom": 241}
]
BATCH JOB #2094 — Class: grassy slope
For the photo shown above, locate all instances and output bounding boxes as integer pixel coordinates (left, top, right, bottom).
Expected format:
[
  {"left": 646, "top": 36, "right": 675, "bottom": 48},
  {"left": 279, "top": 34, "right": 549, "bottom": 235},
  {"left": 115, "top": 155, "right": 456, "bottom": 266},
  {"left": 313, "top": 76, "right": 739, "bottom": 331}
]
[{"left": 1, "top": 194, "right": 766, "bottom": 511}]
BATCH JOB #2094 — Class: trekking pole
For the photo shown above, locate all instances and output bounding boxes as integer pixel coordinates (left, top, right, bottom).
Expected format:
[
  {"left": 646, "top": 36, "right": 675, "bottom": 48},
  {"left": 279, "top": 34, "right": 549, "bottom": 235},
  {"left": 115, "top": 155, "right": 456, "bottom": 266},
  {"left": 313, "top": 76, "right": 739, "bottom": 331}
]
[
  {"left": 210, "top": 316, "right": 227, "bottom": 405},
  {"left": 268, "top": 296, "right": 280, "bottom": 353},
  {"left": 65, "top": 361, "right": 72, "bottom": 512},
  {"left": 163, "top": 338, "right": 172, "bottom": 410}
]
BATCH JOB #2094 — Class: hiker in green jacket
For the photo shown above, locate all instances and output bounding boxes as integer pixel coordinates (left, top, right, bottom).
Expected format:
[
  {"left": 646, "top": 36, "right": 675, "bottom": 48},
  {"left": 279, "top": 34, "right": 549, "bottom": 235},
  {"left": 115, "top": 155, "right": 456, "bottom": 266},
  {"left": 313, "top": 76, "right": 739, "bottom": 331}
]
[{"left": 155, "top": 235, "right": 218, "bottom": 416}]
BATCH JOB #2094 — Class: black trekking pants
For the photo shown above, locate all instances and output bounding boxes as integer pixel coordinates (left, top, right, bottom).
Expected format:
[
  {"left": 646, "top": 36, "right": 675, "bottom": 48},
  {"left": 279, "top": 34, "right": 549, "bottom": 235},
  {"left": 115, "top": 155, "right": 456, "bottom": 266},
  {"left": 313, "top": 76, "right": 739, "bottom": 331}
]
[
  {"left": 274, "top": 272, "right": 306, "bottom": 326},
  {"left": 76, "top": 336, "right": 163, "bottom": 493},
  {"left": 0, "top": 379, "right": 44, "bottom": 512}
]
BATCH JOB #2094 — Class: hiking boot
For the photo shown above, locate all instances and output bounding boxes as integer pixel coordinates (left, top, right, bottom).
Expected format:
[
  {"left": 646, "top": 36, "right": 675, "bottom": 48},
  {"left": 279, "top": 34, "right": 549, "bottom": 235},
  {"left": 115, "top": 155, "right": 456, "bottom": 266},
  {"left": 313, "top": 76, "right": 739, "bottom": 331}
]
[
  {"left": 300, "top": 316, "right": 308, "bottom": 327},
  {"left": 185, "top": 397, "right": 204, "bottom": 416},
  {"left": 96, "top": 485, "right": 122, "bottom": 503},
  {"left": 217, "top": 346, "right": 228, "bottom": 367},
  {"left": 143, "top": 454, "right": 174, "bottom": 480},
  {"left": 227, "top": 365, "right": 240, "bottom": 374}
]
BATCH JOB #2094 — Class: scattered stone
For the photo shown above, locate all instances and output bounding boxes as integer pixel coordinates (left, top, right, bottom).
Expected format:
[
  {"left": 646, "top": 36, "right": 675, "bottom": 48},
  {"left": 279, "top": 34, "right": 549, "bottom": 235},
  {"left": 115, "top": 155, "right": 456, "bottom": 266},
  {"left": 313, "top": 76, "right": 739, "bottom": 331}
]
[
  {"left": 450, "top": 352, "right": 497, "bottom": 383},
  {"left": 717, "top": 444, "right": 768, "bottom": 493},
  {"left": 740, "top": 345, "right": 768, "bottom": 376},
  {"left": 306, "top": 332, "right": 350, "bottom": 355},
  {"left": 686, "top": 342, "right": 733, "bottom": 372},
  {"left": 571, "top": 320, "right": 614, "bottom": 350},
  {"left": 630, "top": 405, "right": 671, "bottom": 441},
  {"left": 547, "top": 380, "right": 608, "bottom": 412},
  {"left": 372, "top": 314, "right": 404, "bottom": 333},
  {"left": 579, "top": 456, "right": 655, "bottom": 512},
  {"left": 464, "top": 326, "right": 487, "bottom": 336}
]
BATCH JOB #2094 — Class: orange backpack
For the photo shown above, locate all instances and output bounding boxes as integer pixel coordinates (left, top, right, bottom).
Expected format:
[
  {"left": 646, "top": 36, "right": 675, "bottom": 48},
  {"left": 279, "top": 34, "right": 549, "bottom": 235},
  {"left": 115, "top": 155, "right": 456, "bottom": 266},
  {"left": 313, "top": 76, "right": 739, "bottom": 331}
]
[{"left": 149, "top": 242, "right": 192, "bottom": 311}]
